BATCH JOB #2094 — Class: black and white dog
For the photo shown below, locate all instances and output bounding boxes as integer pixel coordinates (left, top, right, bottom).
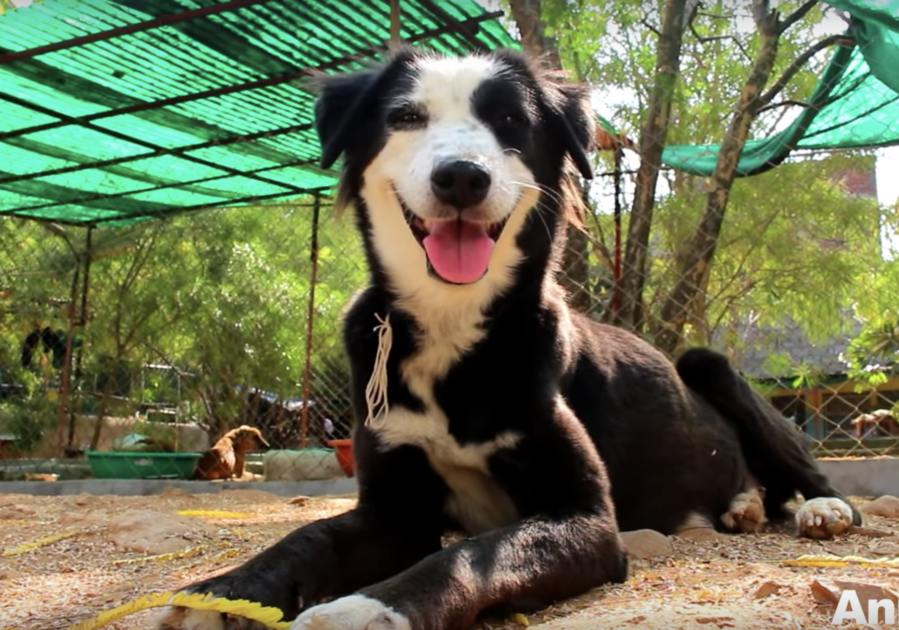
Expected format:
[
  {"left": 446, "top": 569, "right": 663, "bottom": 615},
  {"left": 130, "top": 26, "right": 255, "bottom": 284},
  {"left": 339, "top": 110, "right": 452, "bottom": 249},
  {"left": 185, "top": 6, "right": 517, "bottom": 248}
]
[{"left": 157, "top": 47, "right": 860, "bottom": 630}]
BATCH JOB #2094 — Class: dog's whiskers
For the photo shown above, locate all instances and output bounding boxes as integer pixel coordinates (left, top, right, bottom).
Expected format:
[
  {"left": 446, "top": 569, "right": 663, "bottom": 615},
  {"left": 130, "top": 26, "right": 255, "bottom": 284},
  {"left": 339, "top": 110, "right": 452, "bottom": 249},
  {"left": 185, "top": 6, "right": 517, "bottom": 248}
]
[{"left": 510, "top": 180, "right": 559, "bottom": 241}]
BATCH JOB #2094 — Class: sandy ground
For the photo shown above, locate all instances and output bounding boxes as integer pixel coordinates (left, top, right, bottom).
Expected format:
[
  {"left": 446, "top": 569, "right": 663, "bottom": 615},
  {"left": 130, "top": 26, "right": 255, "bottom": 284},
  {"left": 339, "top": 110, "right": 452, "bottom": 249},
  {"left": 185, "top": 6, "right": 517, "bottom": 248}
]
[{"left": 1, "top": 489, "right": 897, "bottom": 630}]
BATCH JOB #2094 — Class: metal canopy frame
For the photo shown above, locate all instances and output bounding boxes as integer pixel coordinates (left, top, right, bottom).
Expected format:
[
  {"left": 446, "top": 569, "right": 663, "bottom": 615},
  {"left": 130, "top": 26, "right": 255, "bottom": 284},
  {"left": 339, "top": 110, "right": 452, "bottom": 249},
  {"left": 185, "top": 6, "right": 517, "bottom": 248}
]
[{"left": 0, "top": 0, "right": 516, "bottom": 227}]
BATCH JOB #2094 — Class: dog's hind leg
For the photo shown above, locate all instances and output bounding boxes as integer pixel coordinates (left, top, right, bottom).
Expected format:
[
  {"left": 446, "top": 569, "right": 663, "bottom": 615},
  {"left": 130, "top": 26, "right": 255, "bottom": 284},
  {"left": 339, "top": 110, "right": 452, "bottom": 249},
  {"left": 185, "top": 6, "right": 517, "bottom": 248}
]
[
  {"left": 676, "top": 348, "right": 861, "bottom": 539},
  {"left": 720, "top": 476, "right": 767, "bottom": 534}
]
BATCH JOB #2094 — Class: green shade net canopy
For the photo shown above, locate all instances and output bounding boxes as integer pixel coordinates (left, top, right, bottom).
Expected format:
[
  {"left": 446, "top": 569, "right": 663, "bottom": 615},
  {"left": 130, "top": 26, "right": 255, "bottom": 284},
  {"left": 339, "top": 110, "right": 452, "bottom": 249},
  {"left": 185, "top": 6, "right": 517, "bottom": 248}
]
[
  {"left": 0, "top": 0, "right": 517, "bottom": 227},
  {"left": 3, "top": 0, "right": 897, "bottom": 227},
  {"left": 661, "top": 0, "right": 899, "bottom": 177}
]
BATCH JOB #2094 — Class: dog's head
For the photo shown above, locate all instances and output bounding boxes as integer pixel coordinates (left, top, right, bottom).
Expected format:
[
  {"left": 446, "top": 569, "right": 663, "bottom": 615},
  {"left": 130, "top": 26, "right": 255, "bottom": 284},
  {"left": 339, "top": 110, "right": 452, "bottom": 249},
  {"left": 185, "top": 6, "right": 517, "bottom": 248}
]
[
  {"left": 228, "top": 425, "right": 270, "bottom": 452},
  {"left": 313, "top": 47, "right": 595, "bottom": 289}
]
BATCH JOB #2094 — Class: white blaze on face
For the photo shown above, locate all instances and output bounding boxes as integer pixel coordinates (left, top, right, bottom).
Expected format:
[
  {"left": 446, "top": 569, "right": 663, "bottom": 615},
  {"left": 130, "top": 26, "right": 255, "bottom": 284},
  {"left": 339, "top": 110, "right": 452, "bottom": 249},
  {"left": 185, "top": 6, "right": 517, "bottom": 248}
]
[{"left": 360, "top": 54, "right": 540, "bottom": 307}]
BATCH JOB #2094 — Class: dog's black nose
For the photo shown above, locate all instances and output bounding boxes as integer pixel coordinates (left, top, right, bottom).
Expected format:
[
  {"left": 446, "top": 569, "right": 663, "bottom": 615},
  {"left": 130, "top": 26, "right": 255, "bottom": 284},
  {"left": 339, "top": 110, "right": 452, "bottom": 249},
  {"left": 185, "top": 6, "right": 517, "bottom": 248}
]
[{"left": 430, "top": 160, "right": 491, "bottom": 209}]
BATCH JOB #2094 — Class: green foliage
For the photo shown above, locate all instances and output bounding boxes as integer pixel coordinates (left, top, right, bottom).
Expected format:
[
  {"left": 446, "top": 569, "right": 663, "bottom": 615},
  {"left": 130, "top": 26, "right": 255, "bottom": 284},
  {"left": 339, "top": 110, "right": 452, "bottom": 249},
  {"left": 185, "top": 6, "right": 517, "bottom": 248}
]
[
  {"left": 845, "top": 319, "right": 899, "bottom": 387},
  {"left": 0, "top": 395, "right": 56, "bottom": 454},
  {"left": 0, "top": 197, "right": 367, "bottom": 442},
  {"left": 536, "top": 0, "right": 889, "bottom": 373}
]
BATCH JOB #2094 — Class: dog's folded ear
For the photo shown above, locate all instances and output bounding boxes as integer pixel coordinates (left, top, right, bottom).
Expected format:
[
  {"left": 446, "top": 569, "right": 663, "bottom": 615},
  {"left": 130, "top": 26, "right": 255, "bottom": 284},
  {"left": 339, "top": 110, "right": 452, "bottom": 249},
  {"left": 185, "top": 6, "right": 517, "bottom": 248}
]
[
  {"left": 313, "top": 69, "right": 384, "bottom": 170},
  {"left": 545, "top": 83, "right": 597, "bottom": 181}
]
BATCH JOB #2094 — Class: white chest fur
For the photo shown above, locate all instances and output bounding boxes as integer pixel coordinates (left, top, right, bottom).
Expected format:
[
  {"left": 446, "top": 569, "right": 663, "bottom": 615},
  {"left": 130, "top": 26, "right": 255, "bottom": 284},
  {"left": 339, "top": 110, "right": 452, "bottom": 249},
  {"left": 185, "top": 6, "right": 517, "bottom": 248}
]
[
  {"left": 376, "top": 405, "right": 521, "bottom": 535},
  {"left": 367, "top": 291, "right": 521, "bottom": 535}
]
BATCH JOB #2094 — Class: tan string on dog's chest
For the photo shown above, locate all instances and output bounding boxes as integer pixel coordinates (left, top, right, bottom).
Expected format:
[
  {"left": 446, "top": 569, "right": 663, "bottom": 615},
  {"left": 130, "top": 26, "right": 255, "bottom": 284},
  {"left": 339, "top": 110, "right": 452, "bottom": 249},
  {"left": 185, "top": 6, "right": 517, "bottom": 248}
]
[{"left": 364, "top": 313, "right": 392, "bottom": 428}]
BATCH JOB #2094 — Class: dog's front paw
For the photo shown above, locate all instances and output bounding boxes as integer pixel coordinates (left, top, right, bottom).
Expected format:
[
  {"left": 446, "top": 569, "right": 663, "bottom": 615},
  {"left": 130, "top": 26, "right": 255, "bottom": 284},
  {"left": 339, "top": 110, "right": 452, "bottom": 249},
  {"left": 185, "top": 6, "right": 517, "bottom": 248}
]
[
  {"left": 154, "top": 604, "right": 259, "bottom": 630},
  {"left": 795, "top": 496, "right": 854, "bottom": 539},
  {"left": 154, "top": 598, "right": 269, "bottom": 630},
  {"left": 153, "top": 580, "right": 285, "bottom": 630},
  {"left": 290, "top": 595, "right": 411, "bottom": 630}
]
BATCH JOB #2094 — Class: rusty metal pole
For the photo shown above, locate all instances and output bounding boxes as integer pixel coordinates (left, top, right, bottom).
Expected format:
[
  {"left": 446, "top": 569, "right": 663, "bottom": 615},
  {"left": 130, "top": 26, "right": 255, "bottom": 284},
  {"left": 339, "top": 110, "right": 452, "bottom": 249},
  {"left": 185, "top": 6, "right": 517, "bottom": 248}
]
[
  {"left": 299, "top": 195, "right": 321, "bottom": 449},
  {"left": 390, "top": 0, "right": 401, "bottom": 45},
  {"left": 611, "top": 148, "right": 623, "bottom": 317},
  {"left": 56, "top": 259, "right": 80, "bottom": 454},
  {"left": 67, "top": 225, "right": 93, "bottom": 450},
  {"left": 57, "top": 225, "right": 92, "bottom": 455}
]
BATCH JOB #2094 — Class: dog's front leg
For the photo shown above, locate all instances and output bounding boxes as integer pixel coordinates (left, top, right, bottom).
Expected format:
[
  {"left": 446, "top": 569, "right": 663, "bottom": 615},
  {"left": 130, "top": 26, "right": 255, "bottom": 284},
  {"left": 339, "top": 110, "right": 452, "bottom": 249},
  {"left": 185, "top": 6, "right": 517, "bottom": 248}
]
[
  {"left": 290, "top": 512, "right": 627, "bottom": 630},
  {"left": 154, "top": 506, "right": 441, "bottom": 630}
]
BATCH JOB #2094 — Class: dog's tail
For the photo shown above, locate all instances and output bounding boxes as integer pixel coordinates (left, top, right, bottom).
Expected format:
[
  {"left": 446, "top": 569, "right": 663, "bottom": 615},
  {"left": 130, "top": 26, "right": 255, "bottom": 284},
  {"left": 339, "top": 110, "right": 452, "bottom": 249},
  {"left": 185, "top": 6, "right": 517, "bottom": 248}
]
[{"left": 675, "top": 347, "right": 861, "bottom": 524}]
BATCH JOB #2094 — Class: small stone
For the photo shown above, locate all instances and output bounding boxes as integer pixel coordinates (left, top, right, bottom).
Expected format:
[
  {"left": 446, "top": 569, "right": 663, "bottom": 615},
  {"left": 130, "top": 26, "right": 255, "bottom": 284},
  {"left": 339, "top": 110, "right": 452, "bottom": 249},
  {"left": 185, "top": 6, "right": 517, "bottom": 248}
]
[
  {"left": 70, "top": 493, "right": 102, "bottom": 507},
  {"left": 619, "top": 529, "right": 673, "bottom": 559},
  {"left": 810, "top": 578, "right": 899, "bottom": 618},
  {"left": 107, "top": 509, "right": 216, "bottom": 555},
  {"left": 676, "top": 527, "right": 726, "bottom": 542},
  {"left": 810, "top": 579, "right": 840, "bottom": 604},
  {"left": 288, "top": 495, "right": 310, "bottom": 506},
  {"left": 752, "top": 580, "right": 783, "bottom": 599},
  {"left": 862, "top": 495, "right": 899, "bottom": 519}
]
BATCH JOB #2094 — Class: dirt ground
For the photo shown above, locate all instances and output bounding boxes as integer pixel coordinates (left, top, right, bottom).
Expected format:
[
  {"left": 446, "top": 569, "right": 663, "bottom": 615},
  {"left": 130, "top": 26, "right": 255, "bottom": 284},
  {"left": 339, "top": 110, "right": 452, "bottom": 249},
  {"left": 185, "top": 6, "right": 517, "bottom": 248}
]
[{"left": 1, "top": 489, "right": 897, "bottom": 630}]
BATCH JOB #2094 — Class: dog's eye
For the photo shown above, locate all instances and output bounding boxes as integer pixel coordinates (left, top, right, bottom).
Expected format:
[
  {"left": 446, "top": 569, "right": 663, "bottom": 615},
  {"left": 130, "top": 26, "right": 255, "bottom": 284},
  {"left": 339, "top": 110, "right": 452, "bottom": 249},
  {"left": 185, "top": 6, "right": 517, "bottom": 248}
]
[
  {"left": 388, "top": 108, "right": 426, "bottom": 128},
  {"left": 496, "top": 111, "right": 526, "bottom": 126}
]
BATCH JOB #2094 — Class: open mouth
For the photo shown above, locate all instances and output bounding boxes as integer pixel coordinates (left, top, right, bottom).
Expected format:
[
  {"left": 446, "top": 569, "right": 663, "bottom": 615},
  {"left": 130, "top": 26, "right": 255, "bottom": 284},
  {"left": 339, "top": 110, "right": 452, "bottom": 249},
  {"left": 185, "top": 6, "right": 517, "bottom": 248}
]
[{"left": 399, "top": 197, "right": 508, "bottom": 285}]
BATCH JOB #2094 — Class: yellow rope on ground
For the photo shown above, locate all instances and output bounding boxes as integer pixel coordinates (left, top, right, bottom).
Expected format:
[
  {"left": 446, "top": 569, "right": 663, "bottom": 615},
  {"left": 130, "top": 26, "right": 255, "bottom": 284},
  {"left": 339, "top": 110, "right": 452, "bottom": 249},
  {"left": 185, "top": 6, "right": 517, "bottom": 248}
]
[
  {"left": 66, "top": 591, "right": 291, "bottom": 630},
  {"left": 510, "top": 612, "right": 530, "bottom": 626},
  {"left": 112, "top": 545, "right": 207, "bottom": 565},
  {"left": 783, "top": 554, "right": 899, "bottom": 569},
  {"left": 2, "top": 529, "right": 79, "bottom": 556}
]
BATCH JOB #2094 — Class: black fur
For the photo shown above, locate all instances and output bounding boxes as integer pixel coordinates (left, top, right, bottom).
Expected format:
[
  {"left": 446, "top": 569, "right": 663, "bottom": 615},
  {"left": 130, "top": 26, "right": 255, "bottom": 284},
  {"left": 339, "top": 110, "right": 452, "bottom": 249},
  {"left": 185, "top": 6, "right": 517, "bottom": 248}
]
[{"left": 158, "top": 47, "right": 858, "bottom": 630}]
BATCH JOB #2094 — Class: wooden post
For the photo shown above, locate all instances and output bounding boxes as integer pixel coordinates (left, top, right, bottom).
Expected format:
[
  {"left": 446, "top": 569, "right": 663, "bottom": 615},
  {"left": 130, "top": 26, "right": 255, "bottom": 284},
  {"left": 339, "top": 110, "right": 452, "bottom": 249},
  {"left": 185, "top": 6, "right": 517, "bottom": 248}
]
[{"left": 299, "top": 195, "right": 321, "bottom": 449}]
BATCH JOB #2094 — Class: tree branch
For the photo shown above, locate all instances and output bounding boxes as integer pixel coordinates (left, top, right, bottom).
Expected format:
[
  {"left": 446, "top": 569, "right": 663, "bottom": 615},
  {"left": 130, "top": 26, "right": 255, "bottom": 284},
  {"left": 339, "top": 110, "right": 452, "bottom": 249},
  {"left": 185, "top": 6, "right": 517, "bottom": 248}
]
[
  {"left": 507, "top": 0, "right": 562, "bottom": 68},
  {"left": 779, "top": 0, "right": 817, "bottom": 35},
  {"left": 653, "top": 0, "right": 781, "bottom": 355},
  {"left": 760, "top": 33, "right": 853, "bottom": 105},
  {"left": 616, "top": 0, "right": 690, "bottom": 331},
  {"left": 642, "top": 17, "right": 661, "bottom": 37},
  {"left": 697, "top": 10, "right": 733, "bottom": 20},
  {"left": 757, "top": 98, "right": 809, "bottom": 114},
  {"left": 690, "top": 29, "right": 753, "bottom": 62}
]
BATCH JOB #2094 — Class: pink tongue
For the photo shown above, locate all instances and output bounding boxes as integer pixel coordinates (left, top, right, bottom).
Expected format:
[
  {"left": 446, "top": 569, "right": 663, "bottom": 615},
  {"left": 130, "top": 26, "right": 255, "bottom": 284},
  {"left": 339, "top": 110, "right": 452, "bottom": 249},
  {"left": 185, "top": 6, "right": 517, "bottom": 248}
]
[{"left": 422, "top": 219, "right": 495, "bottom": 284}]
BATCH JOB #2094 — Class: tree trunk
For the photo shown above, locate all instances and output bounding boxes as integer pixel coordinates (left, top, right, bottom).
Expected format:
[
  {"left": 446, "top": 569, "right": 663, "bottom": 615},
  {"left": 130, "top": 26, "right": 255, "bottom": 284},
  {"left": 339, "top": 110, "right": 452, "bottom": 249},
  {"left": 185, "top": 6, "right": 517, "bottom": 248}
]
[
  {"left": 507, "top": 0, "right": 561, "bottom": 68},
  {"left": 562, "top": 224, "right": 592, "bottom": 312},
  {"left": 615, "top": 0, "right": 690, "bottom": 332},
  {"left": 508, "top": 0, "right": 592, "bottom": 307},
  {"left": 654, "top": 0, "right": 781, "bottom": 356}
]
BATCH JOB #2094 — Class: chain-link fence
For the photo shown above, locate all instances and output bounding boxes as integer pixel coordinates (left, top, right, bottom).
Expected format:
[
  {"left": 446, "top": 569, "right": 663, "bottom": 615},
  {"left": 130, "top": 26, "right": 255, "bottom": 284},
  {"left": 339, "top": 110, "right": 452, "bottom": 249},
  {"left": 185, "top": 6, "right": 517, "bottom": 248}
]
[
  {"left": 1, "top": 154, "right": 896, "bottom": 484},
  {"left": 561, "top": 152, "right": 899, "bottom": 461},
  {"left": 0, "top": 198, "right": 368, "bottom": 482},
  {"left": 1, "top": 0, "right": 898, "bottom": 485}
]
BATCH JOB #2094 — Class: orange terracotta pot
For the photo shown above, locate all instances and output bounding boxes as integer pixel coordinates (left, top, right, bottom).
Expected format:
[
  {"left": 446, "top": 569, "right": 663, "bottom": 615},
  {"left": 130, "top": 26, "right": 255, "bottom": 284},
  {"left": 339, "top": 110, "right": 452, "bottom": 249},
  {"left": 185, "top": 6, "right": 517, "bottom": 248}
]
[{"left": 326, "top": 439, "right": 354, "bottom": 477}]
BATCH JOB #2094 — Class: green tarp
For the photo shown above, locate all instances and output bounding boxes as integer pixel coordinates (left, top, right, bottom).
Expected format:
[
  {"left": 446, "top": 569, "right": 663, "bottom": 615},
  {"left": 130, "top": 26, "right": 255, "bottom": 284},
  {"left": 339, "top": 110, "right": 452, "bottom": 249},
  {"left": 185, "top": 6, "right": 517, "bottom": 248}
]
[
  {"left": 0, "top": 0, "right": 516, "bottom": 227},
  {"left": 660, "top": 0, "right": 899, "bottom": 177}
]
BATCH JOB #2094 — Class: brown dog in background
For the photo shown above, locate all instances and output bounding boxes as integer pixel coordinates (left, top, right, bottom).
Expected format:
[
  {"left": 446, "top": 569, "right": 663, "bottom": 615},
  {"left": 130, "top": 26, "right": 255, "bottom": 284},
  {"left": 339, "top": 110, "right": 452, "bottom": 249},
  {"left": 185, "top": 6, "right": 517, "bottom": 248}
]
[{"left": 193, "top": 425, "right": 270, "bottom": 481}]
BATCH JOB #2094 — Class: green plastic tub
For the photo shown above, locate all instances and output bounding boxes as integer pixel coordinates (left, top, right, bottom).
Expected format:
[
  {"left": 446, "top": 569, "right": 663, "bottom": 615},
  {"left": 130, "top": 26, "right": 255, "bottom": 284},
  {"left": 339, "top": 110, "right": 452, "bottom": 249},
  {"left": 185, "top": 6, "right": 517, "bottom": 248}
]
[{"left": 86, "top": 451, "right": 202, "bottom": 480}]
